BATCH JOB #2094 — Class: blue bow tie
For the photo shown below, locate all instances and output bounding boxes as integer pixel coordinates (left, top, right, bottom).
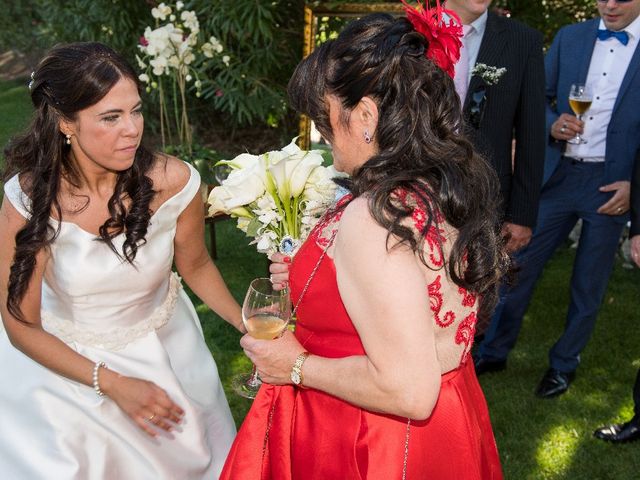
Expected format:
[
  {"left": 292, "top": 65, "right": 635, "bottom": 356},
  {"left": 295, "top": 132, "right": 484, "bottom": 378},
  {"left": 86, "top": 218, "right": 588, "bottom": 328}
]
[{"left": 597, "top": 29, "right": 629, "bottom": 46}]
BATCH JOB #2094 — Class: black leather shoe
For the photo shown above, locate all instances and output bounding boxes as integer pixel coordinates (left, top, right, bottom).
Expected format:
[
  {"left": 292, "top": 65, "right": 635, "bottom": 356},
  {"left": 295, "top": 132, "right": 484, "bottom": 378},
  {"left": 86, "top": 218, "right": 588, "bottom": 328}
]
[
  {"left": 535, "top": 368, "right": 575, "bottom": 398},
  {"left": 594, "top": 418, "right": 640, "bottom": 443},
  {"left": 473, "top": 356, "right": 507, "bottom": 376}
]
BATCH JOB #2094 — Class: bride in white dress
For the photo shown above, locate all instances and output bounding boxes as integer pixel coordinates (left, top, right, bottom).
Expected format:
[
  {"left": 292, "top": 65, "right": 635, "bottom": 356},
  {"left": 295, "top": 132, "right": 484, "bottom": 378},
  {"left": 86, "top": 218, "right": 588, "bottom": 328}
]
[{"left": 0, "top": 42, "right": 242, "bottom": 479}]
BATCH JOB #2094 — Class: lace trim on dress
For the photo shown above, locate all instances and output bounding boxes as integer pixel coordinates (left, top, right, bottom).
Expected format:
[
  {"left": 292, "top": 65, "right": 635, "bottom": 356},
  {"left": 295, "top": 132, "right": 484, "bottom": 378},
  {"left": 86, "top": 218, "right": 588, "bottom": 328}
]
[
  {"left": 41, "top": 273, "right": 182, "bottom": 351},
  {"left": 314, "top": 193, "right": 351, "bottom": 249}
]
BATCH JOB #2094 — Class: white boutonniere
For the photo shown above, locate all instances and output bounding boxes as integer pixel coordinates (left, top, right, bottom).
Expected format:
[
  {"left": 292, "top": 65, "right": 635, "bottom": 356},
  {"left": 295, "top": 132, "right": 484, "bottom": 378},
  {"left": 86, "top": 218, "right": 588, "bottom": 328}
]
[{"left": 472, "top": 63, "right": 507, "bottom": 85}]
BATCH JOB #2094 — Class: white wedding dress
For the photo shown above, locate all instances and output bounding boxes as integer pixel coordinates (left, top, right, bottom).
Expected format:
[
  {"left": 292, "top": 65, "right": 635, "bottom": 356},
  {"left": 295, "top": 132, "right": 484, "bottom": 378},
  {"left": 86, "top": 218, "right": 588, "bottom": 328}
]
[{"left": 0, "top": 163, "right": 236, "bottom": 479}]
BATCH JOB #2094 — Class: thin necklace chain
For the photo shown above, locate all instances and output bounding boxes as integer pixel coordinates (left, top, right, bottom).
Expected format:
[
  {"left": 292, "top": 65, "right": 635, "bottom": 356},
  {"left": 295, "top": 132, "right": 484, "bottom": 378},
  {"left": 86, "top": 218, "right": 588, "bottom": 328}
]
[
  {"left": 258, "top": 236, "right": 336, "bottom": 460},
  {"left": 402, "top": 418, "right": 411, "bottom": 479},
  {"left": 291, "top": 229, "right": 337, "bottom": 317},
  {"left": 288, "top": 226, "right": 412, "bottom": 478}
]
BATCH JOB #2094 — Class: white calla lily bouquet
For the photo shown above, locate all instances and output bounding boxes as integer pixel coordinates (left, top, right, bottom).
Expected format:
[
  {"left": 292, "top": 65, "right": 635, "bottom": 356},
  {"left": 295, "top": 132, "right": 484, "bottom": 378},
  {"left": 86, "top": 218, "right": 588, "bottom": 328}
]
[{"left": 207, "top": 139, "right": 343, "bottom": 256}]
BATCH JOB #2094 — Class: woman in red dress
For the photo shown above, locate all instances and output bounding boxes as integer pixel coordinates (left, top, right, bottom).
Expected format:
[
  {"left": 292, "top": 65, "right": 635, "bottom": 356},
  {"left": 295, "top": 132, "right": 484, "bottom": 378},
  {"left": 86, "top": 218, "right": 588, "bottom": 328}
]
[{"left": 222, "top": 6, "right": 507, "bottom": 479}]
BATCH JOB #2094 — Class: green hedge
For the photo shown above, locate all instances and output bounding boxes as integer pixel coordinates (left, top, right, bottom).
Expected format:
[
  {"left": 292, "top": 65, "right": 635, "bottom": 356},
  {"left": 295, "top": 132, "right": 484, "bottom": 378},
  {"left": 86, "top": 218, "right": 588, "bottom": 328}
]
[
  {"left": 0, "top": 1, "right": 598, "bottom": 131},
  {"left": 494, "top": 0, "right": 597, "bottom": 46},
  {"left": 0, "top": 0, "right": 304, "bottom": 132}
]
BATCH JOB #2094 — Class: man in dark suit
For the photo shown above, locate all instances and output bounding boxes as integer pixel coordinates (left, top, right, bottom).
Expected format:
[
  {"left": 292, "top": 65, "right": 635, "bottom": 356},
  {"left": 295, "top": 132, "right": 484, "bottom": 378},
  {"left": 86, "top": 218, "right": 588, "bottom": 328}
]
[
  {"left": 475, "top": 0, "right": 640, "bottom": 398},
  {"left": 447, "top": 0, "right": 545, "bottom": 252},
  {"left": 593, "top": 153, "right": 640, "bottom": 443}
]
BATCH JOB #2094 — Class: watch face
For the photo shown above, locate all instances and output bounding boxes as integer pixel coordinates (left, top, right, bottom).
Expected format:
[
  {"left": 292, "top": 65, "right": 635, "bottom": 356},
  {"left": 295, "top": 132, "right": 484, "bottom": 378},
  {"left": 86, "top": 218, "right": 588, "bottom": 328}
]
[{"left": 291, "top": 371, "right": 301, "bottom": 385}]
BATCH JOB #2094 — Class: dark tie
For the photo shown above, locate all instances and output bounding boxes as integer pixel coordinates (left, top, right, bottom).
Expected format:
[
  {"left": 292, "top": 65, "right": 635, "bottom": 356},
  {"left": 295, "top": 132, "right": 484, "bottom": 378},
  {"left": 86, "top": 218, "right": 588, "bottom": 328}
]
[{"left": 597, "top": 29, "right": 630, "bottom": 46}]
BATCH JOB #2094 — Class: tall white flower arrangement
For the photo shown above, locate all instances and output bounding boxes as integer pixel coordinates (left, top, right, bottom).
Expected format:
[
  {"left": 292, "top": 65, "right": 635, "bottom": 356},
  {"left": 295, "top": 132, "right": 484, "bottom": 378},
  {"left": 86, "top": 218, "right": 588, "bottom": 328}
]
[
  {"left": 208, "top": 139, "right": 345, "bottom": 256},
  {"left": 137, "top": 1, "right": 228, "bottom": 154}
]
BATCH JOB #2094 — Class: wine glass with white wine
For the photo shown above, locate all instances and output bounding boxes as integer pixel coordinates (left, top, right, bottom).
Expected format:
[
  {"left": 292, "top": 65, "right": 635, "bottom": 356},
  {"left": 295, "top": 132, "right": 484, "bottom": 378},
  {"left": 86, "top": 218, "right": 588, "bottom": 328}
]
[
  {"left": 232, "top": 278, "right": 291, "bottom": 399},
  {"left": 567, "top": 84, "right": 592, "bottom": 145}
]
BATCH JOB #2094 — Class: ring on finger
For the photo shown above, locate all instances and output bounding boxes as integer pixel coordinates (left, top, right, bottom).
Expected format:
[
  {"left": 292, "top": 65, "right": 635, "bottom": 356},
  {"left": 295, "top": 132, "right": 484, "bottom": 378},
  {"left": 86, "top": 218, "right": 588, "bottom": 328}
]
[
  {"left": 148, "top": 413, "right": 156, "bottom": 421},
  {"left": 560, "top": 127, "right": 566, "bottom": 134}
]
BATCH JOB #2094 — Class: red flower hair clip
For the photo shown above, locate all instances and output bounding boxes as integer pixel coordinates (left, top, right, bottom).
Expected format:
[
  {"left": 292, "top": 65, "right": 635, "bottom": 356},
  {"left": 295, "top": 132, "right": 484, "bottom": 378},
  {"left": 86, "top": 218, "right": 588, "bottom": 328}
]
[{"left": 401, "top": 0, "right": 463, "bottom": 78}]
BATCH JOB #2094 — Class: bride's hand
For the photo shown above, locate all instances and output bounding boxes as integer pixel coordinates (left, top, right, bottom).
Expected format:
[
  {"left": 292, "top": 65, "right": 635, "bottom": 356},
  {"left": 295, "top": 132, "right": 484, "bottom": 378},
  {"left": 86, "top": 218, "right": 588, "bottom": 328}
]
[
  {"left": 241, "top": 330, "right": 304, "bottom": 385},
  {"left": 269, "top": 253, "right": 291, "bottom": 290},
  {"left": 101, "top": 371, "right": 184, "bottom": 437}
]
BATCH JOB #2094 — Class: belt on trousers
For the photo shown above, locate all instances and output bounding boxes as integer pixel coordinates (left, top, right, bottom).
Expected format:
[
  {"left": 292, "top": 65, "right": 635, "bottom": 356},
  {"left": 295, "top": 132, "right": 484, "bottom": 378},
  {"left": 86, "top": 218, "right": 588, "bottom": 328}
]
[{"left": 562, "top": 155, "right": 605, "bottom": 164}]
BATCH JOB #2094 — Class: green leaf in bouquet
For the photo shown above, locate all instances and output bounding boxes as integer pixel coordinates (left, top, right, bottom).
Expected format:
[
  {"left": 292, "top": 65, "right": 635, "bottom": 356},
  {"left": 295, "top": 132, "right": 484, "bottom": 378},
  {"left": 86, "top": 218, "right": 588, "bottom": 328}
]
[{"left": 246, "top": 218, "right": 262, "bottom": 238}]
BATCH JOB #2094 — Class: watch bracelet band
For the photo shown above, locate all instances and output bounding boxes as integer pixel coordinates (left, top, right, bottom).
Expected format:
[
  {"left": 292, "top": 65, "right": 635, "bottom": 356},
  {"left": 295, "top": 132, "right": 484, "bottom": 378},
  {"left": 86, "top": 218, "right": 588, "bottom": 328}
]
[{"left": 292, "top": 351, "right": 310, "bottom": 387}]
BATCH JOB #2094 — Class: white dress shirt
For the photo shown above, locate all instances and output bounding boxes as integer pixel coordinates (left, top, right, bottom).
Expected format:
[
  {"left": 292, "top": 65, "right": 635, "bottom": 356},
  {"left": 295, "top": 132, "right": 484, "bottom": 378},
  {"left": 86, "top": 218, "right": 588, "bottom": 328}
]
[
  {"left": 565, "top": 14, "right": 640, "bottom": 161},
  {"left": 453, "top": 10, "right": 488, "bottom": 89}
]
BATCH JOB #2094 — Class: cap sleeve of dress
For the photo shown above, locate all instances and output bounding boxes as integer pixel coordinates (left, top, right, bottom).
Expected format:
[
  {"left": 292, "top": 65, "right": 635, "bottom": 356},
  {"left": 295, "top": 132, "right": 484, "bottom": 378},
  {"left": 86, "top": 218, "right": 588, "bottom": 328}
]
[
  {"left": 152, "top": 161, "right": 203, "bottom": 225},
  {"left": 3, "top": 174, "right": 31, "bottom": 219},
  {"left": 174, "top": 162, "right": 201, "bottom": 216}
]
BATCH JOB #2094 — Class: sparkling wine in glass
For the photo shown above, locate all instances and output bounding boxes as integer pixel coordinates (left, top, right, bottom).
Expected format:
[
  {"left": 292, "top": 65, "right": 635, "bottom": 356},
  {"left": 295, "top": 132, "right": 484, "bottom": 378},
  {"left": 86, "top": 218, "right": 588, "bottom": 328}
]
[
  {"left": 567, "top": 84, "right": 592, "bottom": 145},
  {"left": 233, "top": 278, "right": 291, "bottom": 399}
]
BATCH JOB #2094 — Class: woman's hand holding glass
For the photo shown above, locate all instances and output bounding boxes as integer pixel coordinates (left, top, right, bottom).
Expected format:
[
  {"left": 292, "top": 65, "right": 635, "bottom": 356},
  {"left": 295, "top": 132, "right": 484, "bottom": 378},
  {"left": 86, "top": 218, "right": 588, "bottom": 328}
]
[
  {"left": 233, "top": 277, "right": 291, "bottom": 398},
  {"left": 240, "top": 329, "right": 305, "bottom": 386}
]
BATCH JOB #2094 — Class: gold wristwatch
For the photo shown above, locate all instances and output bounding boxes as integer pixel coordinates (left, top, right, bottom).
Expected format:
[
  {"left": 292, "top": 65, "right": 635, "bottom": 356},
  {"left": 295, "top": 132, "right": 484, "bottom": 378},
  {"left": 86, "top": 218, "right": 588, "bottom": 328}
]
[{"left": 290, "top": 351, "right": 310, "bottom": 388}]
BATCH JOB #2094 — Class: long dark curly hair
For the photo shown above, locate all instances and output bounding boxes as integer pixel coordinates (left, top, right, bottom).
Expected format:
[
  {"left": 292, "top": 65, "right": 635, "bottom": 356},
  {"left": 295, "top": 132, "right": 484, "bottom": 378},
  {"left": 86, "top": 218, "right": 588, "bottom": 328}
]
[
  {"left": 3, "top": 42, "right": 156, "bottom": 322},
  {"left": 288, "top": 14, "right": 509, "bottom": 317}
]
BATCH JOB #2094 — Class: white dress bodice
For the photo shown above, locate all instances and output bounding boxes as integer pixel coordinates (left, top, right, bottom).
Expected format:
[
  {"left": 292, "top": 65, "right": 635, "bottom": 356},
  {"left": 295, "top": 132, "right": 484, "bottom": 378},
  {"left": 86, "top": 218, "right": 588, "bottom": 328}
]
[{"left": 0, "top": 162, "right": 236, "bottom": 479}]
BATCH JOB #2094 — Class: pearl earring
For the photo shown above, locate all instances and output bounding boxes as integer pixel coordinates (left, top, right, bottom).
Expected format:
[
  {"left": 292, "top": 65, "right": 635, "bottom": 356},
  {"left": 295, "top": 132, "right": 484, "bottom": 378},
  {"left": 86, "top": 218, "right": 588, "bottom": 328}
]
[
  {"left": 65, "top": 134, "right": 71, "bottom": 145},
  {"left": 363, "top": 130, "right": 372, "bottom": 144}
]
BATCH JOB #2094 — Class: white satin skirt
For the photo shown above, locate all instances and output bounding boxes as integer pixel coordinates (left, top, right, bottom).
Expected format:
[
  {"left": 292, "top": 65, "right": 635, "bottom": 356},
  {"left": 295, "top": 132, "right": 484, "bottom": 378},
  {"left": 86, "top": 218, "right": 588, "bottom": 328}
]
[{"left": 0, "top": 290, "right": 236, "bottom": 479}]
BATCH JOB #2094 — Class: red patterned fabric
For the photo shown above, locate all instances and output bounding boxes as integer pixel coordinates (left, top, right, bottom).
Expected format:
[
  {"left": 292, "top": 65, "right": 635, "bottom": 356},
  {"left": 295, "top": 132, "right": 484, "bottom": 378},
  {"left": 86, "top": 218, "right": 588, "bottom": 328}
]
[{"left": 221, "top": 204, "right": 503, "bottom": 480}]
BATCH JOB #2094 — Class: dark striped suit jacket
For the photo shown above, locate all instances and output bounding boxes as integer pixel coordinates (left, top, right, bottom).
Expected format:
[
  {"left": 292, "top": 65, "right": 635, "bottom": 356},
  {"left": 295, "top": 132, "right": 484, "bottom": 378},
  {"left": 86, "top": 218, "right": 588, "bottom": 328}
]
[{"left": 463, "top": 12, "right": 545, "bottom": 229}]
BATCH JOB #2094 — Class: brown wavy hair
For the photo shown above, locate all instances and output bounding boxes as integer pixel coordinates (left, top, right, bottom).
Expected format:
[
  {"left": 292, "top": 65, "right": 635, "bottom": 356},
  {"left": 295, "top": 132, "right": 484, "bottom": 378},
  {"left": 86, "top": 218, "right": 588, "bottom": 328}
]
[
  {"left": 288, "top": 14, "right": 509, "bottom": 317},
  {"left": 3, "top": 42, "right": 156, "bottom": 322}
]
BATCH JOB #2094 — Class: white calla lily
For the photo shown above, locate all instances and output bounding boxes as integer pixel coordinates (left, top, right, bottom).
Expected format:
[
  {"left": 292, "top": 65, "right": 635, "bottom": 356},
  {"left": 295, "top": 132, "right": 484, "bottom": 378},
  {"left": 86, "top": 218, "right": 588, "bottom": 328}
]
[
  {"left": 208, "top": 186, "right": 254, "bottom": 217},
  {"left": 222, "top": 175, "right": 265, "bottom": 208},
  {"left": 281, "top": 137, "right": 302, "bottom": 155},
  {"left": 289, "top": 151, "right": 325, "bottom": 198},
  {"left": 207, "top": 167, "right": 266, "bottom": 214},
  {"left": 227, "top": 153, "right": 260, "bottom": 170},
  {"left": 263, "top": 150, "right": 289, "bottom": 166}
]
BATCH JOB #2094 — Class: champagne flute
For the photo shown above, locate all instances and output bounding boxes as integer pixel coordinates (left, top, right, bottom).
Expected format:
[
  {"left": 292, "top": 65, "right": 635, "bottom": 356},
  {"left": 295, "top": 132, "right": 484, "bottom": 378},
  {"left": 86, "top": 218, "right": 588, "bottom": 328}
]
[
  {"left": 567, "top": 84, "right": 592, "bottom": 145},
  {"left": 233, "top": 278, "right": 291, "bottom": 399}
]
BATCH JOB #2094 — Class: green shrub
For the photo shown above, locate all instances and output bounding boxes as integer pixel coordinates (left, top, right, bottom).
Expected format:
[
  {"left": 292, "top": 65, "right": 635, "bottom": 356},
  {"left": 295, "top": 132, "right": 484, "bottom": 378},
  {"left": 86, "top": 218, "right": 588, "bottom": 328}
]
[
  {"left": 2, "top": 0, "right": 304, "bottom": 130},
  {"left": 0, "top": 0, "right": 600, "bottom": 132},
  {"left": 494, "top": 0, "right": 597, "bottom": 46}
]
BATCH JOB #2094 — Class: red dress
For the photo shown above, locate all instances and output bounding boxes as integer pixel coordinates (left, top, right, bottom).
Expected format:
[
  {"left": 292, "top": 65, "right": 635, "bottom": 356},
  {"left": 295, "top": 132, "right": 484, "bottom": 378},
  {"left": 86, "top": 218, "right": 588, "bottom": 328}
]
[{"left": 221, "top": 201, "right": 503, "bottom": 480}]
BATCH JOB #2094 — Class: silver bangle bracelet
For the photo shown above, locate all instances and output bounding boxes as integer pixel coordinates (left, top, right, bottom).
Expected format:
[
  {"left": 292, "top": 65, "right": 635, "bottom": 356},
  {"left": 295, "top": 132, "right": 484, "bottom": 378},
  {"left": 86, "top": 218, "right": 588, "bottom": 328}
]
[{"left": 92, "top": 361, "right": 107, "bottom": 397}]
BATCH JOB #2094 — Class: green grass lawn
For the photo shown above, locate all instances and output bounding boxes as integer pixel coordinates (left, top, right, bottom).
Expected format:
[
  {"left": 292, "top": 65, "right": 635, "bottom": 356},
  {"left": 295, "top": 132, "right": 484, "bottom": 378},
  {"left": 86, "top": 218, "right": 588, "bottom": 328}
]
[
  {"left": 0, "top": 78, "right": 31, "bottom": 157},
  {"left": 2, "top": 79, "right": 639, "bottom": 479}
]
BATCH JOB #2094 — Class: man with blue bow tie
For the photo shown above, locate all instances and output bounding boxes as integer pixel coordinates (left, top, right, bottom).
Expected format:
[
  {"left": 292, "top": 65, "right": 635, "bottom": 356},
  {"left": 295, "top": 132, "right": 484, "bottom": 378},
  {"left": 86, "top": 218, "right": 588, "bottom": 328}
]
[{"left": 475, "top": 0, "right": 640, "bottom": 398}]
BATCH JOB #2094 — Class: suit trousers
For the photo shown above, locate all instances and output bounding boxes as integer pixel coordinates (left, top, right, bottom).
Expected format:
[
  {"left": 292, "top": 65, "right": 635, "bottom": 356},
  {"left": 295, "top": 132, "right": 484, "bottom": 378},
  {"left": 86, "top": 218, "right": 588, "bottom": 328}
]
[{"left": 479, "top": 158, "right": 625, "bottom": 372}]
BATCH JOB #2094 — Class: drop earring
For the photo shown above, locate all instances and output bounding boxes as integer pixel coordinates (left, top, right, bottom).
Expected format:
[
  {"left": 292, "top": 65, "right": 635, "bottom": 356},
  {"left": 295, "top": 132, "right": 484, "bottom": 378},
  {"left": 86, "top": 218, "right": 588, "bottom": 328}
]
[
  {"left": 65, "top": 134, "right": 71, "bottom": 145},
  {"left": 363, "top": 130, "right": 372, "bottom": 144}
]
